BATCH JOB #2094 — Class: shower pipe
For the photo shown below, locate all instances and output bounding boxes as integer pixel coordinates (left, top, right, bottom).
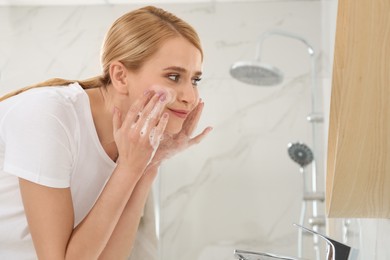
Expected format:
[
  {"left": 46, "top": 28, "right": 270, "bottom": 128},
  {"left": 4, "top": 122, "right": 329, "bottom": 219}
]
[{"left": 256, "top": 30, "right": 323, "bottom": 259}]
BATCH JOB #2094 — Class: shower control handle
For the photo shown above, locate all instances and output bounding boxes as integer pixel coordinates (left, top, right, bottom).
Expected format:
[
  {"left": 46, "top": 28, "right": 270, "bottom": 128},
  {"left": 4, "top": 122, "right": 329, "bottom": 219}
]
[
  {"left": 303, "top": 192, "right": 325, "bottom": 201},
  {"left": 306, "top": 113, "right": 324, "bottom": 123}
]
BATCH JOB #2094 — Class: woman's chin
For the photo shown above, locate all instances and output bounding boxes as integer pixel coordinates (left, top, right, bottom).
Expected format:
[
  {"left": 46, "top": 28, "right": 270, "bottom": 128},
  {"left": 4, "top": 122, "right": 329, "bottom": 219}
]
[{"left": 164, "top": 122, "right": 183, "bottom": 135}]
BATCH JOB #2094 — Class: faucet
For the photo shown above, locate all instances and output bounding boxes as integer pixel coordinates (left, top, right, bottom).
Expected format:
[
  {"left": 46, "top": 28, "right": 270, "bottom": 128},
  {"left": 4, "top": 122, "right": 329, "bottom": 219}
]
[
  {"left": 233, "top": 224, "right": 358, "bottom": 260},
  {"left": 234, "top": 249, "right": 306, "bottom": 260},
  {"left": 293, "top": 224, "right": 358, "bottom": 260}
]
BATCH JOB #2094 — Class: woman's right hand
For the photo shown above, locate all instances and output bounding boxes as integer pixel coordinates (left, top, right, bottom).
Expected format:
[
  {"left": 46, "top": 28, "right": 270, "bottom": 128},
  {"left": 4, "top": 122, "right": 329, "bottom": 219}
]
[{"left": 112, "top": 92, "right": 169, "bottom": 177}]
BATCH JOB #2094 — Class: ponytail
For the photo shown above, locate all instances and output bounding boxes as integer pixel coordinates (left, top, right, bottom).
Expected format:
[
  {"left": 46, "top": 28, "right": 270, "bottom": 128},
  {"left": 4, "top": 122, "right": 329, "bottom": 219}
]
[{"left": 0, "top": 75, "right": 109, "bottom": 102}]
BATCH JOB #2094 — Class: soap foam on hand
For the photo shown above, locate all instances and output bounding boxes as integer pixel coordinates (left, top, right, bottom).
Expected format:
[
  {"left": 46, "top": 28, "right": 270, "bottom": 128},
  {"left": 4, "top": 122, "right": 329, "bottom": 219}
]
[
  {"left": 145, "top": 85, "right": 175, "bottom": 121},
  {"left": 148, "top": 85, "right": 176, "bottom": 105},
  {"left": 140, "top": 85, "right": 175, "bottom": 163}
]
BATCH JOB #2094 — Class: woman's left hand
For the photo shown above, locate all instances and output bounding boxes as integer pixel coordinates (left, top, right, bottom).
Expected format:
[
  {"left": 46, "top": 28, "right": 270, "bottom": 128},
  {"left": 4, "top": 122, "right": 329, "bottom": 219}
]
[{"left": 146, "top": 100, "right": 212, "bottom": 170}]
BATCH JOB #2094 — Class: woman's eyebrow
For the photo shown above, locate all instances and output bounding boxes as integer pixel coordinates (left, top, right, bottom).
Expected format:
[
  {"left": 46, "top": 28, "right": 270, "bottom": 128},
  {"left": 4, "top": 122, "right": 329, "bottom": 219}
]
[{"left": 163, "top": 66, "right": 202, "bottom": 76}]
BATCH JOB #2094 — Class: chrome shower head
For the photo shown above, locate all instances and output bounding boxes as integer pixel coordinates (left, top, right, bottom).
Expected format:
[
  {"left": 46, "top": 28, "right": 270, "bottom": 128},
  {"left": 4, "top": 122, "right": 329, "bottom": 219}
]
[
  {"left": 230, "top": 60, "right": 283, "bottom": 86},
  {"left": 230, "top": 30, "right": 316, "bottom": 87},
  {"left": 287, "top": 142, "right": 313, "bottom": 168}
]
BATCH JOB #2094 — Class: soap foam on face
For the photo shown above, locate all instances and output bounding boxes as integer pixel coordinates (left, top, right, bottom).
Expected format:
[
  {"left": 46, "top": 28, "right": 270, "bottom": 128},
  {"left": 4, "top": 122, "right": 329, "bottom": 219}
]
[
  {"left": 141, "top": 85, "right": 175, "bottom": 150},
  {"left": 145, "top": 84, "right": 175, "bottom": 125},
  {"left": 148, "top": 85, "right": 176, "bottom": 105}
]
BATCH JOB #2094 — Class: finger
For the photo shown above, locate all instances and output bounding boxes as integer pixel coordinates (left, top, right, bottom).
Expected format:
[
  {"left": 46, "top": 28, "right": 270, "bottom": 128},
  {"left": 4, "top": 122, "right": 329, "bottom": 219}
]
[
  {"left": 142, "top": 93, "right": 164, "bottom": 121},
  {"left": 150, "top": 112, "right": 169, "bottom": 147},
  {"left": 112, "top": 107, "right": 122, "bottom": 133},
  {"left": 121, "top": 91, "right": 154, "bottom": 130},
  {"left": 187, "top": 126, "right": 213, "bottom": 146},
  {"left": 137, "top": 93, "right": 166, "bottom": 135},
  {"left": 182, "top": 101, "right": 204, "bottom": 136}
]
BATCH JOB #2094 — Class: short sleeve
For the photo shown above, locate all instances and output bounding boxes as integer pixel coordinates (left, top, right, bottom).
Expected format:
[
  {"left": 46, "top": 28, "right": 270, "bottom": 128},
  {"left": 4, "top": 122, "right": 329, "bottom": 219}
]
[{"left": 1, "top": 93, "right": 77, "bottom": 188}]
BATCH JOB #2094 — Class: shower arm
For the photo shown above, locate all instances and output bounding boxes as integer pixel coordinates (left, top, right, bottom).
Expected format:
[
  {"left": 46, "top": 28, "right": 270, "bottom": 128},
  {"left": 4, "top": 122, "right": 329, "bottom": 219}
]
[
  {"left": 256, "top": 30, "right": 319, "bottom": 127},
  {"left": 255, "top": 30, "right": 315, "bottom": 60},
  {"left": 255, "top": 30, "right": 317, "bottom": 111}
]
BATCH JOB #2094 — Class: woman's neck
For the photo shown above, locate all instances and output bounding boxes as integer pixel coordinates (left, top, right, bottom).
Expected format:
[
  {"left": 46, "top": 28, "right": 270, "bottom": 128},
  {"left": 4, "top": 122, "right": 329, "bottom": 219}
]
[{"left": 85, "top": 87, "right": 118, "bottom": 162}]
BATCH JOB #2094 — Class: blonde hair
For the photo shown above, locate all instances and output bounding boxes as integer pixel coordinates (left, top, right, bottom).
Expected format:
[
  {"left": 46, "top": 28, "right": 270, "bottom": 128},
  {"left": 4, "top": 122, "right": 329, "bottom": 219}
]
[{"left": 0, "top": 6, "right": 203, "bottom": 101}]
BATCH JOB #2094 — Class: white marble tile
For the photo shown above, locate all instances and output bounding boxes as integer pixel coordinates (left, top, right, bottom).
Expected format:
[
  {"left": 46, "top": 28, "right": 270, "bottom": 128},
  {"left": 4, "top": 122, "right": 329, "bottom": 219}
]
[{"left": 157, "top": 2, "right": 326, "bottom": 260}]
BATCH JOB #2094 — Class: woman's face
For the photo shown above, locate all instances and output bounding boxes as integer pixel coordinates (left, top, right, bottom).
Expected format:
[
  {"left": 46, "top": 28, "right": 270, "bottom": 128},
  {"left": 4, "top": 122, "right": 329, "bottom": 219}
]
[{"left": 126, "top": 36, "right": 203, "bottom": 134}]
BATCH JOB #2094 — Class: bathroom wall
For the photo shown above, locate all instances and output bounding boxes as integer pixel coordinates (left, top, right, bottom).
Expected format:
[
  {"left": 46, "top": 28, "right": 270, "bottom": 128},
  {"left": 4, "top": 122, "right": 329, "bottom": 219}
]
[
  {"left": 0, "top": 1, "right": 327, "bottom": 260},
  {"left": 157, "top": 2, "right": 326, "bottom": 260}
]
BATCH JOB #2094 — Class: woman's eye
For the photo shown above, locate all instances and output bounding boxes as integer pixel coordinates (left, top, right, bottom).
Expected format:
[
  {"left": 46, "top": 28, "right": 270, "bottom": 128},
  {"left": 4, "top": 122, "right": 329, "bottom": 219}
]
[
  {"left": 192, "top": 77, "right": 202, "bottom": 86},
  {"left": 168, "top": 74, "right": 180, "bottom": 82}
]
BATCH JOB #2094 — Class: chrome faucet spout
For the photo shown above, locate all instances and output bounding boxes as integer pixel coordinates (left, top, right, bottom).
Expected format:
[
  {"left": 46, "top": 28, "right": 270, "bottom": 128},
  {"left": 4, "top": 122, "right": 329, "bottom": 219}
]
[
  {"left": 233, "top": 224, "right": 358, "bottom": 260},
  {"left": 293, "top": 224, "right": 359, "bottom": 260},
  {"left": 233, "top": 249, "right": 306, "bottom": 260}
]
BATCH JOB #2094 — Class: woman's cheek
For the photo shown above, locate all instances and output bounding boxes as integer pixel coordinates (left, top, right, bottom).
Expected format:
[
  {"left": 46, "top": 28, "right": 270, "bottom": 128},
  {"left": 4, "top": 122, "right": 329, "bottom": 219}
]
[{"left": 148, "top": 84, "right": 176, "bottom": 104}]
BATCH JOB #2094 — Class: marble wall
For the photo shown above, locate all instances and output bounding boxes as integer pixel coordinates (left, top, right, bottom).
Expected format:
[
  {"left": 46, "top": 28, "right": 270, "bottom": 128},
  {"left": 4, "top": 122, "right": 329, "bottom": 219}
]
[
  {"left": 0, "top": 1, "right": 332, "bottom": 260},
  {"left": 157, "top": 2, "right": 326, "bottom": 260}
]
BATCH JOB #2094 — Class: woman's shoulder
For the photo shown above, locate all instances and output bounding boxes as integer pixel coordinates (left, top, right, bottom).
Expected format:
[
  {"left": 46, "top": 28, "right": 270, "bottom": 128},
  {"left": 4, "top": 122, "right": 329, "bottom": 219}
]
[
  {"left": 20, "top": 82, "right": 86, "bottom": 104},
  {"left": 0, "top": 83, "right": 87, "bottom": 129},
  {"left": 7, "top": 83, "right": 86, "bottom": 112}
]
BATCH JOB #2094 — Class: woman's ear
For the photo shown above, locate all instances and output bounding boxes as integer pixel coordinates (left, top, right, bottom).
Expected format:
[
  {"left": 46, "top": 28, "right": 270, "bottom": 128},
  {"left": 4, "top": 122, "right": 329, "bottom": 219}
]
[{"left": 109, "top": 61, "right": 129, "bottom": 94}]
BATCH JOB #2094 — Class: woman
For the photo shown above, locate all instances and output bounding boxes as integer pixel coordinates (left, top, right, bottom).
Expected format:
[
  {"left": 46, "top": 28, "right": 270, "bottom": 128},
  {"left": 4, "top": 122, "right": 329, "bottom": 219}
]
[{"left": 0, "top": 5, "right": 212, "bottom": 260}]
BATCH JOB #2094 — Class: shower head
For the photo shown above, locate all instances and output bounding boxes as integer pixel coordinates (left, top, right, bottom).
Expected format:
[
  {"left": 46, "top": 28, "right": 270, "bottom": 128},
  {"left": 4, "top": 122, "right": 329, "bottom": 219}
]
[
  {"left": 287, "top": 142, "right": 313, "bottom": 168},
  {"left": 230, "top": 30, "right": 316, "bottom": 87},
  {"left": 230, "top": 60, "right": 283, "bottom": 86}
]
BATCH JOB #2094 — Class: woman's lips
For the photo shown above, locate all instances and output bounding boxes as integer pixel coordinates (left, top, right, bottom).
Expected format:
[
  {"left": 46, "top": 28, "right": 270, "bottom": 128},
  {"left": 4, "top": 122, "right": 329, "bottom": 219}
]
[{"left": 167, "top": 108, "right": 189, "bottom": 119}]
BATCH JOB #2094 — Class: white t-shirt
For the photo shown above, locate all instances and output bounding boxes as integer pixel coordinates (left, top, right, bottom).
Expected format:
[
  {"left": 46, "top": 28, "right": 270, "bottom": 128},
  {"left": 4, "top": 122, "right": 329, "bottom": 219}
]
[{"left": 0, "top": 83, "right": 117, "bottom": 259}]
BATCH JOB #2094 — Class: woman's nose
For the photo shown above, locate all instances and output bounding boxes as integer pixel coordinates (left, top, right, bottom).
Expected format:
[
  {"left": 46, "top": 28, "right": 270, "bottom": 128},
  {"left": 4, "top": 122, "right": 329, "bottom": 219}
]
[{"left": 177, "top": 82, "right": 197, "bottom": 105}]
